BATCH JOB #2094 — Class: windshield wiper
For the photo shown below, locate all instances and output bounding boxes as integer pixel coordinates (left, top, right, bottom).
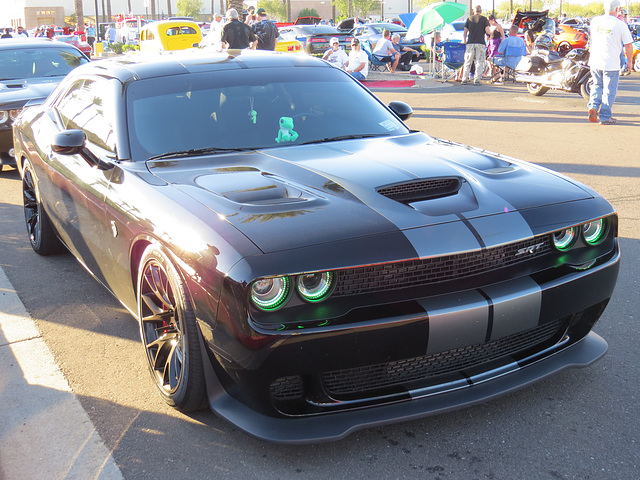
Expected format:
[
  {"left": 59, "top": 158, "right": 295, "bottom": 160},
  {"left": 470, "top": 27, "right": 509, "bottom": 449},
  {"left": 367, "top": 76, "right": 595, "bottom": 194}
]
[
  {"left": 148, "top": 146, "right": 250, "bottom": 161},
  {"left": 299, "top": 133, "right": 388, "bottom": 145}
]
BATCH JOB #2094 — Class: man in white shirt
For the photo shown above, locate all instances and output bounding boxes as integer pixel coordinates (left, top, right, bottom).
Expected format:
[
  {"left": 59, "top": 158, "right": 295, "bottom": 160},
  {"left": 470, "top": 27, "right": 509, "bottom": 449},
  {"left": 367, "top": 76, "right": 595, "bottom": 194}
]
[
  {"left": 201, "top": 12, "right": 224, "bottom": 50},
  {"left": 587, "top": 0, "right": 633, "bottom": 125},
  {"left": 322, "top": 37, "right": 348, "bottom": 69},
  {"left": 372, "top": 29, "right": 400, "bottom": 72},
  {"left": 345, "top": 38, "right": 369, "bottom": 81}
]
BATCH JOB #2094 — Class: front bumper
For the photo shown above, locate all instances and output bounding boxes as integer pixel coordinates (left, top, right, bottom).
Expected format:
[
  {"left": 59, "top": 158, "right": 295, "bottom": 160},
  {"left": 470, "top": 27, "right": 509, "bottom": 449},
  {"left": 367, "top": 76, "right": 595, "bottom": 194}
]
[
  {"left": 0, "top": 128, "right": 17, "bottom": 167},
  {"left": 203, "top": 331, "right": 607, "bottom": 443},
  {"left": 199, "top": 242, "right": 619, "bottom": 443}
]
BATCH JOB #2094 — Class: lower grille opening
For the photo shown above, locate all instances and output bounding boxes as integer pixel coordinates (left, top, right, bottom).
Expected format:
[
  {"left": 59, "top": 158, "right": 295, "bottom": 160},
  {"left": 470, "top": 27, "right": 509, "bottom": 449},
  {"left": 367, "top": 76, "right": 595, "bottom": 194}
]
[{"left": 321, "top": 317, "right": 566, "bottom": 399}]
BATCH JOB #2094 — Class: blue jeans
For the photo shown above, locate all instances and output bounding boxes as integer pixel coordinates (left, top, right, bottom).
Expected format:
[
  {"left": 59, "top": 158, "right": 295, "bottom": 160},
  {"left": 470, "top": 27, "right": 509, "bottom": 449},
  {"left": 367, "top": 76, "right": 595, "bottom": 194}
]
[
  {"left": 349, "top": 71, "right": 365, "bottom": 81},
  {"left": 588, "top": 69, "right": 620, "bottom": 123}
]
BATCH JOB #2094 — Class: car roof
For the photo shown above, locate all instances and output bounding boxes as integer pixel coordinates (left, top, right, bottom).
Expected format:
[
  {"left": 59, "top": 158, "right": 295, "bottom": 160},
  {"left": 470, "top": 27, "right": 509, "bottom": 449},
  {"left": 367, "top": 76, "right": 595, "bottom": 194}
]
[
  {"left": 143, "top": 19, "right": 200, "bottom": 30},
  {"left": 367, "top": 23, "right": 406, "bottom": 30},
  {"left": 0, "top": 38, "right": 81, "bottom": 51},
  {"left": 71, "top": 50, "right": 328, "bottom": 83},
  {"left": 289, "top": 25, "right": 340, "bottom": 33}
]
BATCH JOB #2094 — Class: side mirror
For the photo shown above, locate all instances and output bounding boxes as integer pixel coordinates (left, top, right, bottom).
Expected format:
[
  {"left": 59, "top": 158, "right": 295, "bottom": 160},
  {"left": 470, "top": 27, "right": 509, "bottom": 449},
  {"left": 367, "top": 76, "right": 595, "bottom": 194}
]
[
  {"left": 388, "top": 101, "right": 413, "bottom": 121},
  {"left": 51, "top": 129, "right": 85, "bottom": 156},
  {"left": 51, "top": 129, "right": 114, "bottom": 170}
]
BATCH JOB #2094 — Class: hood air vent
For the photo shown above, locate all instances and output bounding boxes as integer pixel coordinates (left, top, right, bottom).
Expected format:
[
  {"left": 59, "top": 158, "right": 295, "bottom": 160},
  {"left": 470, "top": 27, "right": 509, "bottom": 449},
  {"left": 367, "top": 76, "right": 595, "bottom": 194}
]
[{"left": 377, "top": 177, "right": 462, "bottom": 204}]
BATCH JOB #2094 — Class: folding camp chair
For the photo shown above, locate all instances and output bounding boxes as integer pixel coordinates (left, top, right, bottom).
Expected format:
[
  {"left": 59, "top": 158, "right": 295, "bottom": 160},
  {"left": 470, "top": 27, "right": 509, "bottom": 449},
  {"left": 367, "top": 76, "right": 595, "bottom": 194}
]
[
  {"left": 435, "top": 41, "right": 466, "bottom": 82},
  {"left": 491, "top": 43, "right": 527, "bottom": 83},
  {"left": 361, "top": 39, "right": 391, "bottom": 72}
]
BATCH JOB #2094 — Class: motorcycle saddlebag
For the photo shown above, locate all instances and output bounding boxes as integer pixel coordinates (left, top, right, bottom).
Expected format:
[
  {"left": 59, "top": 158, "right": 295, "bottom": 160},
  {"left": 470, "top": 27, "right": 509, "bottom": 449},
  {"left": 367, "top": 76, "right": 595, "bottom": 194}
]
[{"left": 516, "top": 56, "right": 546, "bottom": 73}]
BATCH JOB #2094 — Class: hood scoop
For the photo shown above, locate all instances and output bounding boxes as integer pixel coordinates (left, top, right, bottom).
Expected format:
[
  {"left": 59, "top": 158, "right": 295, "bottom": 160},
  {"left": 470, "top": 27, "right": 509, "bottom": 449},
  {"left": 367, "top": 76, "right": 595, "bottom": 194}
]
[{"left": 377, "top": 177, "right": 462, "bottom": 204}]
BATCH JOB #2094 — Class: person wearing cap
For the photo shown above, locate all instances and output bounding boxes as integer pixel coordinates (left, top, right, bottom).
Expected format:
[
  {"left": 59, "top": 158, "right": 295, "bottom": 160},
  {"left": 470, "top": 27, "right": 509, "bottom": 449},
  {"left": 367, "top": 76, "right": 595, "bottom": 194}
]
[
  {"left": 222, "top": 8, "right": 257, "bottom": 49},
  {"left": 252, "top": 8, "right": 278, "bottom": 50},
  {"left": 322, "top": 37, "right": 348, "bottom": 69},
  {"left": 201, "top": 12, "right": 224, "bottom": 49},
  {"left": 344, "top": 38, "right": 369, "bottom": 81}
]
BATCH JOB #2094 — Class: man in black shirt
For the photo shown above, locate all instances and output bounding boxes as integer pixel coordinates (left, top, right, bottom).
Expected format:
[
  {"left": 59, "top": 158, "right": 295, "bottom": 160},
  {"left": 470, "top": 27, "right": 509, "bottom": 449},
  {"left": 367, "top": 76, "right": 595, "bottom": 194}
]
[
  {"left": 252, "top": 8, "right": 278, "bottom": 50},
  {"left": 221, "top": 8, "right": 257, "bottom": 49},
  {"left": 461, "top": 5, "right": 491, "bottom": 85}
]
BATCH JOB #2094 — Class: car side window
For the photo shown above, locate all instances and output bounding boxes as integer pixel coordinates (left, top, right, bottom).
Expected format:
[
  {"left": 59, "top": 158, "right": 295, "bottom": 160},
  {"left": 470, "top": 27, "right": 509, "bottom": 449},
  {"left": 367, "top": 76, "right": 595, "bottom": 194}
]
[{"left": 57, "top": 78, "right": 116, "bottom": 153}]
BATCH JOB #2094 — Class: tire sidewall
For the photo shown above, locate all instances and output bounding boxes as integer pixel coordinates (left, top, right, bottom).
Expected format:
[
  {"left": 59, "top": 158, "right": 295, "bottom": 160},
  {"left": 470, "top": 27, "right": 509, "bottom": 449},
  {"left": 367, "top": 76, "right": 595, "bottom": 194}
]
[{"left": 137, "top": 244, "right": 205, "bottom": 410}]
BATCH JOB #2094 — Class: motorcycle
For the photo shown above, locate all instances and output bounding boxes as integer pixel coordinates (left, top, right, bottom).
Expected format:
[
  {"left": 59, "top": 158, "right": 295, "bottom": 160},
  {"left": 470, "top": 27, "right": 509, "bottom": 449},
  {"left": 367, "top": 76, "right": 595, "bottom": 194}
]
[
  {"left": 515, "top": 18, "right": 592, "bottom": 101},
  {"left": 632, "top": 40, "right": 640, "bottom": 72}
]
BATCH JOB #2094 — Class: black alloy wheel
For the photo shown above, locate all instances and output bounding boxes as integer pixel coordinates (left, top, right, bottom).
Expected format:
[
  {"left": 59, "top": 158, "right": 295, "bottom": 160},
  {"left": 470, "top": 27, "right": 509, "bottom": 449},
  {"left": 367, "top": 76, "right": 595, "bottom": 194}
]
[
  {"left": 138, "top": 245, "right": 207, "bottom": 412},
  {"left": 22, "top": 161, "right": 64, "bottom": 255}
]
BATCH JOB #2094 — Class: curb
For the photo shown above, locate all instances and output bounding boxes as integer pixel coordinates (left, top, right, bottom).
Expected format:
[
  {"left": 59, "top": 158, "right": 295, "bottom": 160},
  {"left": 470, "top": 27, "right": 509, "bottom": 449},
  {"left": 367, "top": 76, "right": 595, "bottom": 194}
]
[{"left": 0, "top": 268, "right": 124, "bottom": 480}]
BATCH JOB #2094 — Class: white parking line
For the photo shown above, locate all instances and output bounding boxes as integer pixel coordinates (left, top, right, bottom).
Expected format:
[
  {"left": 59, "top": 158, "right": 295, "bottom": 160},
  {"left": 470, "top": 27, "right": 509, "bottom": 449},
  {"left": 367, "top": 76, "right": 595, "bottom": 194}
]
[{"left": 0, "top": 267, "right": 124, "bottom": 480}]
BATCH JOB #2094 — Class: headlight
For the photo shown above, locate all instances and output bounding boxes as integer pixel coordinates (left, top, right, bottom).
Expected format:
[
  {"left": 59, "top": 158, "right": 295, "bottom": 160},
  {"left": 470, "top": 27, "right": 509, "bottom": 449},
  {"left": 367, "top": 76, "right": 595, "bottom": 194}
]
[
  {"left": 9, "top": 109, "right": 21, "bottom": 121},
  {"left": 296, "top": 272, "right": 335, "bottom": 302},
  {"left": 250, "top": 276, "right": 291, "bottom": 311},
  {"left": 0, "top": 111, "right": 8, "bottom": 124},
  {"left": 553, "top": 227, "right": 577, "bottom": 251},
  {"left": 582, "top": 218, "right": 607, "bottom": 245}
]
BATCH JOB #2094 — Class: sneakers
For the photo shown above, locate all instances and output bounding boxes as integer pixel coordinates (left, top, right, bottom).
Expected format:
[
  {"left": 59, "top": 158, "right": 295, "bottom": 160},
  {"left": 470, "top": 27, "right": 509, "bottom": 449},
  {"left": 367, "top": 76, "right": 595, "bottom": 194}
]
[
  {"left": 588, "top": 108, "right": 598, "bottom": 123},
  {"left": 599, "top": 118, "right": 618, "bottom": 125},
  {"left": 460, "top": 80, "right": 469, "bottom": 85},
  {"left": 473, "top": 81, "right": 482, "bottom": 86}
]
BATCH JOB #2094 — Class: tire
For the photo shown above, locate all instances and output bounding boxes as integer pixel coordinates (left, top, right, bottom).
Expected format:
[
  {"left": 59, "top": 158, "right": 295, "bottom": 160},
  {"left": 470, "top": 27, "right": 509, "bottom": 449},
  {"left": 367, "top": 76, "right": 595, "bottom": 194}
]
[
  {"left": 580, "top": 77, "right": 592, "bottom": 101},
  {"left": 22, "top": 161, "right": 65, "bottom": 256},
  {"left": 634, "top": 54, "right": 640, "bottom": 73},
  {"left": 527, "top": 82, "right": 550, "bottom": 96},
  {"left": 557, "top": 42, "right": 572, "bottom": 57},
  {"left": 137, "top": 245, "right": 207, "bottom": 412}
]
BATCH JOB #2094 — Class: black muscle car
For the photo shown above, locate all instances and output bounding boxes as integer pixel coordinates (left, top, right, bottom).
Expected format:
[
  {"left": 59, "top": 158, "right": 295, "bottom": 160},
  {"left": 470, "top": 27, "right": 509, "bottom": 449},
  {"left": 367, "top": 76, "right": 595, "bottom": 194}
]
[
  {"left": 0, "top": 39, "right": 89, "bottom": 171},
  {"left": 13, "top": 50, "right": 619, "bottom": 443}
]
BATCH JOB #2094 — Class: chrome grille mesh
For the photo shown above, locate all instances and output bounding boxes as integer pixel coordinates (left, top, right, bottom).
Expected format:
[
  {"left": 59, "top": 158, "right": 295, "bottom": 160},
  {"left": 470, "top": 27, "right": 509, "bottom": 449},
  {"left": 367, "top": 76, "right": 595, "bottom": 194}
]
[
  {"left": 334, "top": 236, "right": 551, "bottom": 297},
  {"left": 322, "top": 318, "right": 564, "bottom": 397}
]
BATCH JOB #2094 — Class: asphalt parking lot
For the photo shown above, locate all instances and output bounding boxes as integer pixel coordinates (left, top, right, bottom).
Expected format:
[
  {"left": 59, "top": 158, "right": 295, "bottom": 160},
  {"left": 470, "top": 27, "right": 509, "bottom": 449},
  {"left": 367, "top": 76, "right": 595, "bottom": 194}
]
[{"left": 1, "top": 71, "right": 638, "bottom": 480}]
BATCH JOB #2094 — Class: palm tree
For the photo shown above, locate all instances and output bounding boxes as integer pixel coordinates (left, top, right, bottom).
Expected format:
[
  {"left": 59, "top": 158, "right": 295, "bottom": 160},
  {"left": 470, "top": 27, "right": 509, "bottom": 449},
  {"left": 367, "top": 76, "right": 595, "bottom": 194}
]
[
  {"left": 229, "top": 0, "right": 243, "bottom": 17},
  {"left": 74, "top": 0, "right": 85, "bottom": 31},
  {"left": 167, "top": 0, "right": 173, "bottom": 17}
]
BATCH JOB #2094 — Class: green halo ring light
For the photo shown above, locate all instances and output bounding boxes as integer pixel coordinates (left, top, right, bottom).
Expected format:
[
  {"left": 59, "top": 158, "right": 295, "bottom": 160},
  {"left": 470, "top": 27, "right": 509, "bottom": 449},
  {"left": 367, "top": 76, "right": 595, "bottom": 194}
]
[
  {"left": 296, "top": 271, "right": 335, "bottom": 303},
  {"left": 582, "top": 218, "right": 607, "bottom": 245},
  {"left": 553, "top": 227, "right": 577, "bottom": 251},
  {"left": 251, "top": 276, "right": 291, "bottom": 311}
]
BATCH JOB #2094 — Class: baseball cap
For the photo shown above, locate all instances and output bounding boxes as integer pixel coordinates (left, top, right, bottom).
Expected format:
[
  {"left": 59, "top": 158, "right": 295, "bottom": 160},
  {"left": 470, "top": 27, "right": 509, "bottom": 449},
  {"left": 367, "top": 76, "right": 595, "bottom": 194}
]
[
  {"left": 257, "top": 8, "right": 266, "bottom": 15},
  {"left": 330, "top": 37, "right": 339, "bottom": 44}
]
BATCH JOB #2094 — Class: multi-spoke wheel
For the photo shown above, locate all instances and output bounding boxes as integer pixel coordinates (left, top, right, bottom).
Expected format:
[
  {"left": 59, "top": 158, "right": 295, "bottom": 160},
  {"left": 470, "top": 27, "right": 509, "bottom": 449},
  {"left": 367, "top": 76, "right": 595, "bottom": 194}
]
[
  {"left": 557, "top": 42, "right": 572, "bottom": 57},
  {"left": 137, "top": 245, "right": 207, "bottom": 411},
  {"left": 634, "top": 54, "right": 640, "bottom": 73},
  {"left": 22, "top": 161, "right": 64, "bottom": 255}
]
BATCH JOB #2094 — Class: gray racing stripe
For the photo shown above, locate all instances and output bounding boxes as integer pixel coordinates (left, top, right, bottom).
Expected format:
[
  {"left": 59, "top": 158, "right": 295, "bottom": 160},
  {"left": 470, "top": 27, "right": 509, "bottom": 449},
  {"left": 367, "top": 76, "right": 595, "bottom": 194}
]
[{"left": 482, "top": 276, "right": 542, "bottom": 340}]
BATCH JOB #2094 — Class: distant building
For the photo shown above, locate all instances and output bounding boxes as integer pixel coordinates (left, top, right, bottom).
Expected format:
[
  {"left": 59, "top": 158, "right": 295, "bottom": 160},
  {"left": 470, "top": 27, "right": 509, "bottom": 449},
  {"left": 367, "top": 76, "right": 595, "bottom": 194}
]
[{"left": 1, "top": 0, "right": 424, "bottom": 31}]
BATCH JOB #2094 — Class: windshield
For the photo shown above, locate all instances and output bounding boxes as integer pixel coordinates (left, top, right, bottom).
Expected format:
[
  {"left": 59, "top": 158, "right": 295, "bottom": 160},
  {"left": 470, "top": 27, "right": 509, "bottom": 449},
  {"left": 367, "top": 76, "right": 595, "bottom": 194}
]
[
  {"left": 126, "top": 66, "right": 410, "bottom": 160},
  {"left": 0, "top": 47, "right": 89, "bottom": 81},
  {"left": 372, "top": 24, "right": 405, "bottom": 34}
]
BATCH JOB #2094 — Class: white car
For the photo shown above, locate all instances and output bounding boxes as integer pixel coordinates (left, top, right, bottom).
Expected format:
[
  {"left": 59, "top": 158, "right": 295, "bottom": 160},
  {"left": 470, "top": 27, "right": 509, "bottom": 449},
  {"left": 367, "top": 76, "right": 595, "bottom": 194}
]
[
  {"left": 116, "top": 18, "right": 146, "bottom": 44},
  {"left": 441, "top": 21, "right": 465, "bottom": 43}
]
